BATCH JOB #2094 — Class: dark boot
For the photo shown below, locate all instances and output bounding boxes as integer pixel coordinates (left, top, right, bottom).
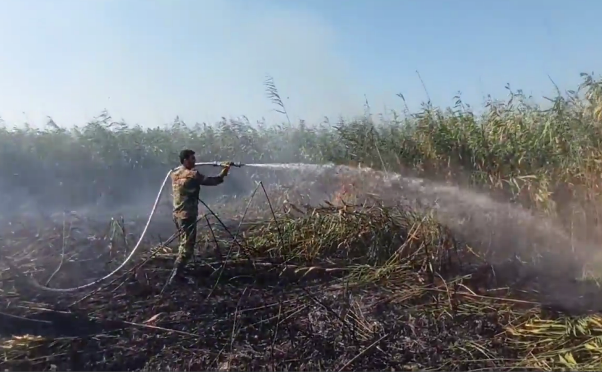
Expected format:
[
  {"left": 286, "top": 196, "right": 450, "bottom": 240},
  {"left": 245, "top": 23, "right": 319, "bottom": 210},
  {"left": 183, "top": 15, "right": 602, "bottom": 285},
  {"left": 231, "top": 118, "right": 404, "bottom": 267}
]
[{"left": 162, "top": 259, "right": 193, "bottom": 293}]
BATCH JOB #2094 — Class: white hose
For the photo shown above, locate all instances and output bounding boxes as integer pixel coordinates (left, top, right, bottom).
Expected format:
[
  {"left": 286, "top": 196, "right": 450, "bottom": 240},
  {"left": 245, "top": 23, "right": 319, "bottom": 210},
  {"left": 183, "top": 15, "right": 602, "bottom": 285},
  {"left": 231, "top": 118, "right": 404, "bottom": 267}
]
[
  {"left": 10, "top": 161, "right": 223, "bottom": 292},
  {"left": 5, "top": 161, "right": 244, "bottom": 292},
  {"left": 23, "top": 169, "right": 174, "bottom": 292},
  {"left": 21, "top": 162, "right": 236, "bottom": 292}
]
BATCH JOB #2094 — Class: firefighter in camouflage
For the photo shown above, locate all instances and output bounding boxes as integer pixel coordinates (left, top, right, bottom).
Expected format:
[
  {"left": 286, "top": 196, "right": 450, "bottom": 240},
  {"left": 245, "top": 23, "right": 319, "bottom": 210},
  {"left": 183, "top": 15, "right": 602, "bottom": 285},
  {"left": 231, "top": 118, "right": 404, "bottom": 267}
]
[{"left": 169, "top": 149, "right": 230, "bottom": 282}]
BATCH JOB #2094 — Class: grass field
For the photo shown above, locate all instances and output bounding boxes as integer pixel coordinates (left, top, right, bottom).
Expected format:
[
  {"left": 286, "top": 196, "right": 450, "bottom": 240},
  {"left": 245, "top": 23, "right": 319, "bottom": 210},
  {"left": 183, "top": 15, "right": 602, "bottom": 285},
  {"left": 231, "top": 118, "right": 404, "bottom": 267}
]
[{"left": 2, "top": 74, "right": 602, "bottom": 370}]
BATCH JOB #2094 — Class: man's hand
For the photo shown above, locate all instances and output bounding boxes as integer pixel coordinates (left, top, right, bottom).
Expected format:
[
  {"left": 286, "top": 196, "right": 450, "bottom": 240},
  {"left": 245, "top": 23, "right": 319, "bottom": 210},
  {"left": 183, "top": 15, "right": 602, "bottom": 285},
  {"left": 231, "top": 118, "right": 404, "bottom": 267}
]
[{"left": 219, "top": 162, "right": 232, "bottom": 177}]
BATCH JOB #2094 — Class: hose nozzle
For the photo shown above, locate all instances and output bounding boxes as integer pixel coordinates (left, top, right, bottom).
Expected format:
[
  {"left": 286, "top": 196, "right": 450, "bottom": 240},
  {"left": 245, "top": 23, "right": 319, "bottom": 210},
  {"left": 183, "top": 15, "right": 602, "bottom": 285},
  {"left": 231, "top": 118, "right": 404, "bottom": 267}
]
[{"left": 216, "top": 161, "right": 245, "bottom": 168}]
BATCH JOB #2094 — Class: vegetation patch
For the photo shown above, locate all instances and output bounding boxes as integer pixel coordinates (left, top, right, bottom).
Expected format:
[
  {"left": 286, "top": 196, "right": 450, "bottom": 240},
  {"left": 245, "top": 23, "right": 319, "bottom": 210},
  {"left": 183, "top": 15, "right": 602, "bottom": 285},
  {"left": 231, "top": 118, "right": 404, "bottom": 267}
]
[{"left": 1, "top": 74, "right": 602, "bottom": 370}]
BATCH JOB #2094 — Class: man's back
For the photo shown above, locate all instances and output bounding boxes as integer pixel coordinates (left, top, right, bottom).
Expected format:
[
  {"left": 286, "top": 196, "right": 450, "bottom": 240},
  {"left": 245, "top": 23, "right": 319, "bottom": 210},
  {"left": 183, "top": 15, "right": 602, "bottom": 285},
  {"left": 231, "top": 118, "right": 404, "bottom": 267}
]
[{"left": 171, "top": 166, "right": 201, "bottom": 219}]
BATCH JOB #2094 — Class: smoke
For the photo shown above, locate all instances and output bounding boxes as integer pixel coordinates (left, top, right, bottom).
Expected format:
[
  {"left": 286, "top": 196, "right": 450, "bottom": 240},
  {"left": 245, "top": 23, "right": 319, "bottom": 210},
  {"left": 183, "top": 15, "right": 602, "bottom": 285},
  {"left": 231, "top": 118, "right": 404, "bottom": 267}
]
[{"left": 230, "top": 163, "right": 602, "bottom": 312}]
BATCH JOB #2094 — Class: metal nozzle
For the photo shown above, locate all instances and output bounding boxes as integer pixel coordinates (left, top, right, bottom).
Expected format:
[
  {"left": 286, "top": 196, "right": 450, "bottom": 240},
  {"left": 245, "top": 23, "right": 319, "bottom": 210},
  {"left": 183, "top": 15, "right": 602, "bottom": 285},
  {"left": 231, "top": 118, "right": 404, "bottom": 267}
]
[{"left": 218, "top": 161, "right": 245, "bottom": 168}]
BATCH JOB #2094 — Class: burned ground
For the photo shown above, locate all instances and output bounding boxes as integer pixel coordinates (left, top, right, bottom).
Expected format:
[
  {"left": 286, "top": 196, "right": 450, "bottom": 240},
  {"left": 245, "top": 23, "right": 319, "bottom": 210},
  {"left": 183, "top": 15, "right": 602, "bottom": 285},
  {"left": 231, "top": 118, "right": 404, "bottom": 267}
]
[{"left": 2, "top": 173, "right": 602, "bottom": 371}]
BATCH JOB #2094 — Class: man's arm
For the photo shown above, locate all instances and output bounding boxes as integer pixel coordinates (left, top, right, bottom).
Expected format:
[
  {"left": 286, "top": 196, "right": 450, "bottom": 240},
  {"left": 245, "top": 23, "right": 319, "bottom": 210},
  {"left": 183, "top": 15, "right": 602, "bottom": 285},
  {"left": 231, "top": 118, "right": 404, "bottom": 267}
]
[{"left": 195, "top": 165, "right": 230, "bottom": 186}]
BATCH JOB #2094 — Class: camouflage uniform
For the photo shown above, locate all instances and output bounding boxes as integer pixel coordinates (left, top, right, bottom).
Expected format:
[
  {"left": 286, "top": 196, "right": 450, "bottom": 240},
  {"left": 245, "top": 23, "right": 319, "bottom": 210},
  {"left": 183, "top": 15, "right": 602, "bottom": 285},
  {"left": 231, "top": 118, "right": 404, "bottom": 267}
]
[{"left": 171, "top": 166, "right": 224, "bottom": 269}]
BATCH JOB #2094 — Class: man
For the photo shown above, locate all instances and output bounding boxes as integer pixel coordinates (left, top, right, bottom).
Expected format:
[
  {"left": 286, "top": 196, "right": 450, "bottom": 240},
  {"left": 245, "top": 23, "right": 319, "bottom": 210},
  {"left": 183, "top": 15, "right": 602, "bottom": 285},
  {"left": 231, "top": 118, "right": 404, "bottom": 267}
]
[{"left": 169, "top": 149, "right": 231, "bottom": 282}]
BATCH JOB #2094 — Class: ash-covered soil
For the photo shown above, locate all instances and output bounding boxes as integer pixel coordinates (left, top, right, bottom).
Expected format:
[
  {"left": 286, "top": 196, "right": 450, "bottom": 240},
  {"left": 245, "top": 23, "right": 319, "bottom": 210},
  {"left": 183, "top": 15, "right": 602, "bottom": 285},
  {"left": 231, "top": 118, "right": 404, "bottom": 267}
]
[{"left": 1, "top": 256, "right": 529, "bottom": 372}]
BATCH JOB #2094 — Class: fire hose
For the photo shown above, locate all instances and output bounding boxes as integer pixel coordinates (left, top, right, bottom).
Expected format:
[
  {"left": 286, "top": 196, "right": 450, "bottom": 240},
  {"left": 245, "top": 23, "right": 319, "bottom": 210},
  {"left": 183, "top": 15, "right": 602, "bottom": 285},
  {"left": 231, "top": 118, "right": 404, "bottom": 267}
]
[{"left": 1, "top": 161, "right": 245, "bottom": 293}]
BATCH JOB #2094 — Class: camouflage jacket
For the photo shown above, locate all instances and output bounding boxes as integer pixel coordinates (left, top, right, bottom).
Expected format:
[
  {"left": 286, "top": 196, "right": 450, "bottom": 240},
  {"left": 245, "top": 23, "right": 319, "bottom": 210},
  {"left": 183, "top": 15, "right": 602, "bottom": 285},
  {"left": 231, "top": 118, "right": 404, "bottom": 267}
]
[{"left": 171, "top": 166, "right": 224, "bottom": 219}]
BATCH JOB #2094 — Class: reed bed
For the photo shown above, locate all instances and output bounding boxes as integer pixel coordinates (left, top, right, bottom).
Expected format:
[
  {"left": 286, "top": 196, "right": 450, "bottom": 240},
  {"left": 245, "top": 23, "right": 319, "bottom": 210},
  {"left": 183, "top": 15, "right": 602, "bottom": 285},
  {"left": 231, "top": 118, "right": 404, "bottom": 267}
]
[{"left": 1, "top": 74, "right": 602, "bottom": 232}]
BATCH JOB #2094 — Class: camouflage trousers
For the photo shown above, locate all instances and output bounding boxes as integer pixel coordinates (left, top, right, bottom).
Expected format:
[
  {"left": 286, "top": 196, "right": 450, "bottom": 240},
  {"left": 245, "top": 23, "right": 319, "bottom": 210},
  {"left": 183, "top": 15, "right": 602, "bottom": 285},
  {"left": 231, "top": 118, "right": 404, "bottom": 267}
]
[{"left": 173, "top": 216, "right": 198, "bottom": 267}]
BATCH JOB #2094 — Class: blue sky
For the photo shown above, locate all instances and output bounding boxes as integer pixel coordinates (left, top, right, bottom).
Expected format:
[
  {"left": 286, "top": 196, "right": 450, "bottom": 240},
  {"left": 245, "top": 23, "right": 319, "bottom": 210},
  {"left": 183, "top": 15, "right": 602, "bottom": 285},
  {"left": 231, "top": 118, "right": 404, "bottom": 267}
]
[{"left": 0, "top": 0, "right": 599, "bottom": 128}]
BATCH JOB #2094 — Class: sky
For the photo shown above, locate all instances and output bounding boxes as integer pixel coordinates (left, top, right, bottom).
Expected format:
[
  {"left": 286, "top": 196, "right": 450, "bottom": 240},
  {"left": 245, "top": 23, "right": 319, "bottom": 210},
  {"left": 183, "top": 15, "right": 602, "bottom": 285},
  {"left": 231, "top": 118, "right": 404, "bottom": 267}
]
[{"left": 0, "top": 0, "right": 600, "bottom": 128}]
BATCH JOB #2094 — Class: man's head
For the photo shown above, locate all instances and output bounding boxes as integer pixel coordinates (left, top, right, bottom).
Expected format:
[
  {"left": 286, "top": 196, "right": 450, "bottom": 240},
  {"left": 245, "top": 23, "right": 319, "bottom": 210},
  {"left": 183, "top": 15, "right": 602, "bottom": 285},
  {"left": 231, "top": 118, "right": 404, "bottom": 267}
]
[{"left": 179, "top": 149, "right": 196, "bottom": 169}]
